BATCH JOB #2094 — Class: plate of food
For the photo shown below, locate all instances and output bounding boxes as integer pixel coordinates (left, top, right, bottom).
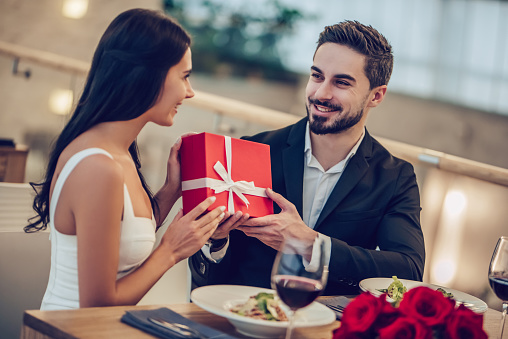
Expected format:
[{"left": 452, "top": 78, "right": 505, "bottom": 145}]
[
  {"left": 359, "top": 277, "right": 488, "bottom": 313},
  {"left": 190, "top": 285, "right": 335, "bottom": 338}
]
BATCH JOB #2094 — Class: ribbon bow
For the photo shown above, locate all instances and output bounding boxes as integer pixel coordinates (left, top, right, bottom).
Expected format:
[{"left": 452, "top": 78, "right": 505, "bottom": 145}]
[{"left": 181, "top": 136, "right": 267, "bottom": 213}]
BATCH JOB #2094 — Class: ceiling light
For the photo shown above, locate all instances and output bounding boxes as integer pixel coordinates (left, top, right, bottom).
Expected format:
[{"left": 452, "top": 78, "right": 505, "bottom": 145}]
[
  {"left": 62, "top": 0, "right": 88, "bottom": 19},
  {"left": 49, "top": 89, "right": 74, "bottom": 115}
]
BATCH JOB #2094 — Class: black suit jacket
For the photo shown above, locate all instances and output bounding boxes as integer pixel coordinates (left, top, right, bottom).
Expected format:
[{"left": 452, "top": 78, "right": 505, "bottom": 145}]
[{"left": 190, "top": 118, "right": 425, "bottom": 295}]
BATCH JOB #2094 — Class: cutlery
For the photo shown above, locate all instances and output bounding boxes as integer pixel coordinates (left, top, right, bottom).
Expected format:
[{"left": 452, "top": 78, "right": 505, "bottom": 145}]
[
  {"left": 148, "top": 317, "right": 205, "bottom": 338},
  {"left": 324, "top": 304, "right": 345, "bottom": 313}
]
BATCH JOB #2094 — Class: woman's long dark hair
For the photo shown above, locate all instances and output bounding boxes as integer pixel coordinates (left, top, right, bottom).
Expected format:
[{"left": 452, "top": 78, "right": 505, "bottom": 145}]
[{"left": 25, "top": 8, "right": 191, "bottom": 232}]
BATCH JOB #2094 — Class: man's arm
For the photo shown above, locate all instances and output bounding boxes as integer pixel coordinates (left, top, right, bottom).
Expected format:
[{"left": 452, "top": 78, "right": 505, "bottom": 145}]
[
  {"left": 189, "top": 244, "right": 233, "bottom": 288},
  {"left": 188, "top": 212, "right": 249, "bottom": 288},
  {"left": 239, "top": 162, "right": 424, "bottom": 294}
]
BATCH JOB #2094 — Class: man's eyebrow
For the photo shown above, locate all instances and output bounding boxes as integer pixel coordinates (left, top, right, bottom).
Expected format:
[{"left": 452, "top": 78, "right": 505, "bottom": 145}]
[
  {"left": 311, "top": 65, "right": 322, "bottom": 74},
  {"left": 311, "top": 65, "right": 356, "bottom": 82}
]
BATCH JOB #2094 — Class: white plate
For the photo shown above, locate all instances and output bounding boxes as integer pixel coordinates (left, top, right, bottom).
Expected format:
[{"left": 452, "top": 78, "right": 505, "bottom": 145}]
[
  {"left": 190, "top": 285, "right": 335, "bottom": 338},
  {"left": 359, "top": 278, "right": 488, "bottom": 313}
]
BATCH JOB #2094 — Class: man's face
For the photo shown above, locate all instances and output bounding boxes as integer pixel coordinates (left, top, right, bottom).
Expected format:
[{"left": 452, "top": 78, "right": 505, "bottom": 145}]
[{"left": 305, "top": 43, "right": 372, "bottom": 135}]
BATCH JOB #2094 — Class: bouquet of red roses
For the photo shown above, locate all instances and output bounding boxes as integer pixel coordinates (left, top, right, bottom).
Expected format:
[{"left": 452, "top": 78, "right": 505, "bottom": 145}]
[{"left": 333, "top": 286, "right": 487, "bottom": 339}]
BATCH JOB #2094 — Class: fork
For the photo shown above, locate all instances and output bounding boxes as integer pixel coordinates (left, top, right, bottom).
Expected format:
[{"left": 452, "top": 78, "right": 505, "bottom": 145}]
[
  {"left": 325, "top": 304, "right": 345, "bottom": 312},
  {"left": 148, "top": 317, "right": 205, "bottom": 338}
]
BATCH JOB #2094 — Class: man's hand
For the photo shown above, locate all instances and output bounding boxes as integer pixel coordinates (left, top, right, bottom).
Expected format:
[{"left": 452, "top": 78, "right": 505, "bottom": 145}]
[{"left": 237, "top": 188, "right": 317, "bottom": 254}]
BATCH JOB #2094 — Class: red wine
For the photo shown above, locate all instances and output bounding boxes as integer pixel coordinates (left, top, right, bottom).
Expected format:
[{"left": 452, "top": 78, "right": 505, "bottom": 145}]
[
  {"left": 274, "top": 275, "right": 323, "bottom": 310},
  {"left": 489, "top": 276, "right": 508, "bottom": 301}
]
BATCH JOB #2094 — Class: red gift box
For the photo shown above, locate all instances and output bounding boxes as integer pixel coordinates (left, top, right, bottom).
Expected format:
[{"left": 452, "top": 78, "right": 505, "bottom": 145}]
[{"left": 180, "top": 132, "right": 273, "bottom": 217}]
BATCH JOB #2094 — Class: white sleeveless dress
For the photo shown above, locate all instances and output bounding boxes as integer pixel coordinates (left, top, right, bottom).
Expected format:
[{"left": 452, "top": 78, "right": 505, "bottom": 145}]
[{"left": 40, "top": 148, "right": 156, "bottom": 310}]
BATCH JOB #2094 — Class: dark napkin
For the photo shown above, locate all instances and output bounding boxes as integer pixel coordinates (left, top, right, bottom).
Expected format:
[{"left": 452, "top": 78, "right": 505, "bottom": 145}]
[
  {"left": 121, "top": 307, "right": 240, "bottom": 339},
  {"left": 317, "top": 296, "right": 351, "bottom": 320}
]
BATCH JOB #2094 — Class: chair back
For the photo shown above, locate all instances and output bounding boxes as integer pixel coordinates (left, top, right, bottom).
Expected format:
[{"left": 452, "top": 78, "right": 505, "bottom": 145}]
[
  {"left": 0, "top": 182, "right": 34, "bottom": 231},
  {"left": 0, "top": 182, "right": 49, "bottom": 339}
]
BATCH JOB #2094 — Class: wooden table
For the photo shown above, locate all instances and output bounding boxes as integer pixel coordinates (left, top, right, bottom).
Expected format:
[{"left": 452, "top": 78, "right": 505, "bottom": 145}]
[
  {"left": 20, "top": 303, "right": 339, "bottom": 339},
  {"left": 20, "top": 302, "right": 504, "bottom": 339}
]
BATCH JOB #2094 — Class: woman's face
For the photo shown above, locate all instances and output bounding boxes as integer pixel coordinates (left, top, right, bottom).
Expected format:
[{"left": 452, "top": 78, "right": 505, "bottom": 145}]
[{"left": 147, "top": 47, "right": 195, "bottom": 126}]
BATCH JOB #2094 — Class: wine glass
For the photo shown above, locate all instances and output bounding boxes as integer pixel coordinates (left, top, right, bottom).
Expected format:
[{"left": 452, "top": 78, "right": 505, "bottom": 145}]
[
  {"left": 271, "top": 236, "right": 328, "bottom": 339},
  {"left": 488, "top": 236, "right": 508, "bottom": 339}
]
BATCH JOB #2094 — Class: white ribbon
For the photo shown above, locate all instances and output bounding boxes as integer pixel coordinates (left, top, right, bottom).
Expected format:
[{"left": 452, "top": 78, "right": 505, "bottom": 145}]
[{"left": 182, "top": 136, "right": 267, "bottom": 213}]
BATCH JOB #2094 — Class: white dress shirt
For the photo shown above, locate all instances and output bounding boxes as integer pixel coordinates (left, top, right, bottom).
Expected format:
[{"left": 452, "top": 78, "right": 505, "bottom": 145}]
[{"left": 303, "top": 122, "right": 364, "bottom": 270}]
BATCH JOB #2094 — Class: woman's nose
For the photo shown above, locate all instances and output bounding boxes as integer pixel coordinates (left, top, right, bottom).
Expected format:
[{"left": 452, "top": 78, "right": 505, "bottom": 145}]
[{"left": 186, "top": 82, "right": 195, "bottom": 99}]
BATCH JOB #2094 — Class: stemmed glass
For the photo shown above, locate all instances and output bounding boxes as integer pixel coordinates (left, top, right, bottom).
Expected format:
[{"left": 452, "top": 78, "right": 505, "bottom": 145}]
[
  {"left": 488, "top": 236, "right": 508, "bottom": 339},
  {"left": 271, "top": 237, "right": 328, "bottom": 339}
]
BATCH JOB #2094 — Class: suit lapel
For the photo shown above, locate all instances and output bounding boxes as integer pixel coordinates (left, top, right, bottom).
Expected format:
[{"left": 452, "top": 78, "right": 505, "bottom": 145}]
[
  {"left": 313, "top": 130, "right": 373, "bottom": 229},
  {"left": 282, "top": 119, "right": 307, "bottom": 216}
]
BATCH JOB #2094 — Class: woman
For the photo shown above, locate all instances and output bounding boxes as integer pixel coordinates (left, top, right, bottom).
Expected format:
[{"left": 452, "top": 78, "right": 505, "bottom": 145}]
[{"left": 26, "top": 8, "right": 227, "bottom": 310}]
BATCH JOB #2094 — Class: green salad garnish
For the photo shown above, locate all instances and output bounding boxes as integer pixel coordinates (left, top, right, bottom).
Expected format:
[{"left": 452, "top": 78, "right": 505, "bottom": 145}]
[
  {"left": 437, "top": 287, "right": 454, "bottom": 299},
  {"left": 377, "top": 277, "right": 454, "bottom": 305},
  {"left": 231, "top": 292, "right": 288, "bottom": 321},
  {"left": 378, "top": 276, "right": 407, "bottom": 304}
]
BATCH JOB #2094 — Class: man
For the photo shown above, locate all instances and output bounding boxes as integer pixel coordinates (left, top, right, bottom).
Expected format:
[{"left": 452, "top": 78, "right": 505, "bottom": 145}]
[{"left": 189, "top": 20, "right": 425, "bottom": 295}]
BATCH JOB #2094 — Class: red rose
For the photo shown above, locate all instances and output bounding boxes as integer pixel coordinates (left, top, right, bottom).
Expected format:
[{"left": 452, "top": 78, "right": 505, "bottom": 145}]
[
  {"left": 399, "top": 286, "right": 454, "bottom": 327},
  {"left": 378, "top": 317, "right": 432, "bottom": 339},
  {"left": 445, "top": 304, "right": 488, "bottom": 339},
  {"left": 373, "top": 294, "right": 401, "bottom": 331},
  {"left": 340, "top": 291, "right": 384, "bottom": 333},
  {"left": 332, "top": 325, "right": 368, "bottom": 339}
]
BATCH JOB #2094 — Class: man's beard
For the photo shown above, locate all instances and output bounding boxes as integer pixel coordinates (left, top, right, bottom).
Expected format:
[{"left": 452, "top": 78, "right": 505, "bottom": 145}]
[{"left": 306, "top": 98, "right": 364, "bottom": 135}]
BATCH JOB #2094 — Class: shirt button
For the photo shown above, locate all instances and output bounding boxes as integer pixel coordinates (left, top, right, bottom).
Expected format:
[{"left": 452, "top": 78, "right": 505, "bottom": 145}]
[{"left": 199, "top": 262, "right": 206, "bottom": 275}]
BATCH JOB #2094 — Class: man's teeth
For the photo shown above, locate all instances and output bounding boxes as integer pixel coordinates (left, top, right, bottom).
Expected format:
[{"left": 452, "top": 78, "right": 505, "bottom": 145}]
[{"left": 315, "top": 105, "right": 334, "bottom": 112}]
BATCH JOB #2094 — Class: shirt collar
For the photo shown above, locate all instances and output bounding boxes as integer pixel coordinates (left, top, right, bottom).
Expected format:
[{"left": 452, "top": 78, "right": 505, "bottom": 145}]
[{"left": 304, "top": 122, "right": 365, "bottom": 173}]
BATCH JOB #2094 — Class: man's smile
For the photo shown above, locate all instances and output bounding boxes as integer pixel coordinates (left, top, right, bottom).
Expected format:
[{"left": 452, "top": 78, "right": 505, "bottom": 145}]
[
  {"left": 314, "top": 104, "right": 336, "bottom": 113},
  {"left": 309, "top": 98, "right": 342, "bottom": 116}
]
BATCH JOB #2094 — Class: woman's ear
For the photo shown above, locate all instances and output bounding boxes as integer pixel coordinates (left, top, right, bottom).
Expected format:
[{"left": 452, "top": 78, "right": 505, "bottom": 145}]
[{"left": 367, "top": 85, "right": 387, "bottom": 108}]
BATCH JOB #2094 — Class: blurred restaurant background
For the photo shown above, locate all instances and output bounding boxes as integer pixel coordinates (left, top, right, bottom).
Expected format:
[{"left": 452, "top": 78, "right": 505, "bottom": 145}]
[{"left": 1, "top": 0, "right": 507, "bottom": 337}]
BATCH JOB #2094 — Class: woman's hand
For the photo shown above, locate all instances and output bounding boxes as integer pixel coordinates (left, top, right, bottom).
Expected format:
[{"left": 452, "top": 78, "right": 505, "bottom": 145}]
[
  {"left": 210, "top": 210, "right": 250, "bottom": 240},
  {"left": 155, "top": 133, "right": 197, "bottom": 226},
  {"left": 163, "top": 133, "right": 196, "bottom": 197},
  {"left": 160, "top": 196, "right": 225, "bottom": 265}
]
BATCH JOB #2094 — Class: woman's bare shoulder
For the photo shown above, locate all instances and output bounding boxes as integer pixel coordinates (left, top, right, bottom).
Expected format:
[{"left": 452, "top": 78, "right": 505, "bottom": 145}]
[{"left": 73, "top": 151, "right": 124, "bottom": 188}]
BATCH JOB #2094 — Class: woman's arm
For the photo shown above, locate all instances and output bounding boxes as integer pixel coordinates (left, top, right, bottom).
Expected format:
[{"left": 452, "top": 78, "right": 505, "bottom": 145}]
[
  {"left": 71, "top": 156, "right": 124, "bottom": 307},
  {"left": 112, "top": 196, "right": 225, "bottom": 306},
  {"left": 70, "top": 155, "right": 225, "bottom": 307}
]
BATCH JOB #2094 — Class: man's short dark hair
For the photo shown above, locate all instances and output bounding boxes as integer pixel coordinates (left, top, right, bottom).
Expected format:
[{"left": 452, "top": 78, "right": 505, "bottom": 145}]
[{"left": 316, "top": 20, "right": 393, "bottom": 89}]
